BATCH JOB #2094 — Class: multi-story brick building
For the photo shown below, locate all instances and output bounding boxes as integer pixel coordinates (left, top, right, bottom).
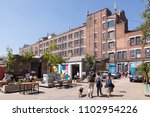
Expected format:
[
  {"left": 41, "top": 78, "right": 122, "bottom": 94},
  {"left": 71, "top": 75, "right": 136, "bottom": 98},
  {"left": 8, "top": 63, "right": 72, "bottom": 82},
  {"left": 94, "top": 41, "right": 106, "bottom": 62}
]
[{"left": 19, "top": 8, "right": 150, "bottom": 78}]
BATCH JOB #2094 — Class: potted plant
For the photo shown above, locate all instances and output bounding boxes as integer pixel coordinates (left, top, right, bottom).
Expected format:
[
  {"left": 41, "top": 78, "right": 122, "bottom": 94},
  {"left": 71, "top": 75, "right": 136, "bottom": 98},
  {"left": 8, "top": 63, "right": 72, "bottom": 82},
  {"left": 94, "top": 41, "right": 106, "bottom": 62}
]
[{"left": 136, "top": 63, "right": 150, "bottom": 96}]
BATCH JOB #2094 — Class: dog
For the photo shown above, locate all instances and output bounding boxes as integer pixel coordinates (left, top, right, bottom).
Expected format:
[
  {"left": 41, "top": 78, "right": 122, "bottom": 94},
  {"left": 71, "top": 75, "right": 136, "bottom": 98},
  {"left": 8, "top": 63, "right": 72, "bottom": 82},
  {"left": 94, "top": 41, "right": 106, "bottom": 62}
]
[{"left": 78, "top": 87, "right": 83, "bottom": 98}]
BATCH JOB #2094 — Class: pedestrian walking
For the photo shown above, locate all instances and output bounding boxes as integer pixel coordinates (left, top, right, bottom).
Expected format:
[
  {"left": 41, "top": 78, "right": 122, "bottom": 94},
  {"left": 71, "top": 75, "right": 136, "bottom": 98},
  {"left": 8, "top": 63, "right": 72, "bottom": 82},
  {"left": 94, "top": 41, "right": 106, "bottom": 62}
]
[
  {"left": 125, "top": 71, "right": 128, "bottom": 78},
  {"left": 87, "top": 68, "right": 96, "bottom": 98},
  {"left": 95, "top": 72, "right": 103, "bottom": 96},
  {"left": 105, "top": 73, "right": 115, "bottom": 97}
]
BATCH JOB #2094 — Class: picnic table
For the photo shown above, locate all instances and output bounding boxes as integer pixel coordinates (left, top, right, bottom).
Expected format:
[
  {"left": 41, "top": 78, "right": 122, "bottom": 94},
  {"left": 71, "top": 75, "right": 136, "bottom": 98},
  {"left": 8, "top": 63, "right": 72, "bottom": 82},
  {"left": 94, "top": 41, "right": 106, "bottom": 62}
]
[{"left": 19, "top": 82, "right": 39, "bottom": 94}]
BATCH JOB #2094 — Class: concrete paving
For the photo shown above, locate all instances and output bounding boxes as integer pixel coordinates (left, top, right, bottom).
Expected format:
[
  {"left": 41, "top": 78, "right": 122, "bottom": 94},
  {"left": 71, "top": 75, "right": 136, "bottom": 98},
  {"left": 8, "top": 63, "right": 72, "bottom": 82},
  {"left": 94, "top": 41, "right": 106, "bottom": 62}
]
[{"left": 0, "top": 77, "right": 150, "bottom": 100}]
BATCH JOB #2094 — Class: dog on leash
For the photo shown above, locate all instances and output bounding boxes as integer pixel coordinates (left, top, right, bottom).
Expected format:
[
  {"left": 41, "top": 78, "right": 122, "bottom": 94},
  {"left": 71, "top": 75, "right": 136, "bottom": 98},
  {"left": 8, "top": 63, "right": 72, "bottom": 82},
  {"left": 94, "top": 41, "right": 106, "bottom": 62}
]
[{"left": 78, "top": 87, "right": 83, "bottom": 97}]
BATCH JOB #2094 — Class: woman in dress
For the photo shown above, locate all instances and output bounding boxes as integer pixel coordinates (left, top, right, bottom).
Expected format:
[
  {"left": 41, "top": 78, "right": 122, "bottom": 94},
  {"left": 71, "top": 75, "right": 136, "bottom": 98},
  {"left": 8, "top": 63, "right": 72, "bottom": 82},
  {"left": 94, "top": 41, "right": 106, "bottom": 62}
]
[{"left": 105, "top": 73, "right": 114, "bottom": 97}]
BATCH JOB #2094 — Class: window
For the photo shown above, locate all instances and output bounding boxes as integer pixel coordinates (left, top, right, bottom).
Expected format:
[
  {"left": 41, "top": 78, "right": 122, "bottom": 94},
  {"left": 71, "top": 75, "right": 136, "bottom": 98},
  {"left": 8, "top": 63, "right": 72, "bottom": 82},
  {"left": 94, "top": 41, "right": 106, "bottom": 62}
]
[
  {"left": 109, "top": 53, "right": 114, "bottom": 61},
  {"left": 94, "top": 19, "right": 97, "bottom": 24},
  {"left": 43, "top": 43, "right": 46, "bottom": 47},
  {"left": 74, "top": 40, "right": 80, "bottom": 46},
  {"left": 118, "top": 51, "right": 127, "bottom": 60},
  {"left": 94, "top": 51, "right": 98, "bottom": 57},
  {"left": 74, "top": 49, "right": 77, "bottom": 56},
  {"left": 130, "top": 37, "right": 134, "bottom": 46},
  {"left": 64, "top": 43, "right": 67, "bottom": 49},
  {"left": 103, "top": 23, "right": 107, "bottom": 30},
  {"left": 136, "top": 49, "right": 141, "bottom": 58},
  {"left": 46, "top": 48, "right": 48, "bottom": 52},
  {"left": 68, "top": 41, "right": 73, "bottom": 48},
  {"left": 80, "top": 48, "right": 84, "bottom": 54},
  {"left": 102, "top": 53, "right": 106, "bottom": 59},
  {"left": 54, "top": 39, "right": 57, "bottom": 43},
  {"left": 136, "top": 36, "right": 141, "bottom": 45},
  {"left": 108, "top": 42, "right": 115, "bottom": 49},
  {"left": 130, "top": 50, "right": 135, "bottom": 58},
  {"left": 94, "top": 33, "right": 97, "bottom": 40},
  {"left": 130, "top": 49, "right": 141, "bottom": 58},
  {"left": 102, "top": 15, "right": 106, "bottom": 20},
  {"left": 103, "top": 43, "right": 106, "bottom": 50},
  {"left": 62, "top": 36, "right": 67, "bottom": 41},
  {"left": 80, "top": 30, "right": 84, "bottom": 38},
  {"left": 39, "top": 44, "right": 43, "bottom": 48},
  {"left": 68, "top": 50, "right": 73, "bottom": 56},
  {"left": 122, "top": 51, "right": 127, "bottom": 59},
  {"left": 62, "top": 44, "right": 64, "bottom": 49},
  {"left": 74, "top": 32, "right": 80, "bottom": 38},
  {"left": 102, "top": 32, "right": 106, "bottom": 40},
  {"left": 145, "top": 48, "right": 150, "bottom": 57},
  {"left": 77, "top": 48, "right": 80, "bottom": 55},
  {"left": 107, "top": 20, "right": 115, "bottom": 28},
  {"left": 117, "top": 52, "right": 122, "bottom": 60},
  {"left": 35, "top": 51, "right": 38, "bottom": 55},
  {"left": 108, "top": 30, "right": 115, "bottom": 39},
  {"left": 68, "top": 34, "right": 73, "bottom": 39},
  {"left": 80, "top": 38, "right": 84, "bottom": 45},
  {"left": 146, "top": 36, "right": 150, "bottom": 43},
  {"left": 58, "top": 52, "right": 60, "bottom": 57},
  {"left": 58, "top": 38, "right": 62, "bottom": 43},
  {"left": 94, "top": 42, "right": 97, "bottom": 49},
  {"left": 74, "top": 48, "right": 80, "bottom": 56}
]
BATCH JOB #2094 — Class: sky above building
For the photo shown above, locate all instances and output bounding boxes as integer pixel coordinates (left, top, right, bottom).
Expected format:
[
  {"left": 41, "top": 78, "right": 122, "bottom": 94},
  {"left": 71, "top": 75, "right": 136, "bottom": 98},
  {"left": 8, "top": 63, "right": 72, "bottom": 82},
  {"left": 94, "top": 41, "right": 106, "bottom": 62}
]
[{"left": 0, "top": 0, "right": 145, "bottom": 56}]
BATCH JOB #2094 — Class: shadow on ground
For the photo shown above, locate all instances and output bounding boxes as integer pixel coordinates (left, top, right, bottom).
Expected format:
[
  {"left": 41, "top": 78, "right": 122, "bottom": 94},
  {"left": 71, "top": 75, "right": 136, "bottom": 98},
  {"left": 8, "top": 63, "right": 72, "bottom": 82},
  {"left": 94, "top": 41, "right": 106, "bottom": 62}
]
[{"left": 120, "top": 91, "right": 127, "bottom": 93}]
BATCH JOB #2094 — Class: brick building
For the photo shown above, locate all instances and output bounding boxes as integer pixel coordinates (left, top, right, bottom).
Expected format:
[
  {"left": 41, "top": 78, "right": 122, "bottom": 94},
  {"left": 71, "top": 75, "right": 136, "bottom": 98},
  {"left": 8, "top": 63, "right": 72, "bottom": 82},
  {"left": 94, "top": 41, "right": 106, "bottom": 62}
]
[{"left": 19, "top": 8, "right": 150, "bottom": 78}]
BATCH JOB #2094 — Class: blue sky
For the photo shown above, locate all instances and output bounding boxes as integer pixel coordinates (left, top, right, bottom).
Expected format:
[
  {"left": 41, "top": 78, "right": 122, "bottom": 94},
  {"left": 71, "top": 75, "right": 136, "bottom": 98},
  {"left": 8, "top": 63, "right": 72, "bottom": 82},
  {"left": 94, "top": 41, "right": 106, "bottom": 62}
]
[{"left": 0, "top": 0, "right": 145, "bottom": 56}]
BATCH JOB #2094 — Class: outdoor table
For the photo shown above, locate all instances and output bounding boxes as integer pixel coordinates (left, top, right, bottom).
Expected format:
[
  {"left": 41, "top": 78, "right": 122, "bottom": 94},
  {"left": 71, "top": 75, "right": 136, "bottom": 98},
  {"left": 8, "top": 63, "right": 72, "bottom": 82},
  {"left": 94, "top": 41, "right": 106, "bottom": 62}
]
[
  {"left": 19, "top": 82, "right": 39, "bottom": 94},
  {"left": 55, "top": 79, "right": 72, "bottom": 88}
]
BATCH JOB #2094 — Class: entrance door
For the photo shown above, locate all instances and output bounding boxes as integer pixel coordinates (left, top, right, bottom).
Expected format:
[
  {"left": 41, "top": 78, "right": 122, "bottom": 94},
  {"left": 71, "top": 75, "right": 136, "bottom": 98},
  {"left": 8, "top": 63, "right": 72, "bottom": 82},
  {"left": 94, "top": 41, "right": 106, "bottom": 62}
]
[
  {"left": 71, "top": 64, "right": 79, "bottom": 79},
  {"left": 31, "top": 62, "right": 42, "bottom": 78}
]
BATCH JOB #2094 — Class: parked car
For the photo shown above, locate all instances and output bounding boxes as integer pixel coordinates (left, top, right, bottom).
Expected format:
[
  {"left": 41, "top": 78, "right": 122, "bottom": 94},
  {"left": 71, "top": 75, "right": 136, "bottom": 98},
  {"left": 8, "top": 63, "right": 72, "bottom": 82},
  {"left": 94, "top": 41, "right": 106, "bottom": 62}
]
[
  {"left": 129, "top": 72, "right": 143, "bottom": 82},
  {"left": 111, "top": 72, "right": 121, "bottom": 79},
  {"left": 100, "top": 71, "right": 109, "bottom": 79}
]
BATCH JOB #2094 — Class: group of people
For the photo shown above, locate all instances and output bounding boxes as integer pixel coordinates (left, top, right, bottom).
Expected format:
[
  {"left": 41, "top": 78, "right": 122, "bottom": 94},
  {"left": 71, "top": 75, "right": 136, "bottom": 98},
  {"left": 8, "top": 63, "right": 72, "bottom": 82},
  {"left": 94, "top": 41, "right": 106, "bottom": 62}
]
[{"left": 87, "top": 69, "right": 115, "bottom": 98}]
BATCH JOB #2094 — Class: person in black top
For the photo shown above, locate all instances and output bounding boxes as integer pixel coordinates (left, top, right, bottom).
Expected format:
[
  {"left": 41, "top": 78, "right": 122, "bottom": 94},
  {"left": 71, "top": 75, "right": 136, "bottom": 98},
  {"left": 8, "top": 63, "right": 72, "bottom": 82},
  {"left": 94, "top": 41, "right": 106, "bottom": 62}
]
[{"left": 87, "top": 68, "right": 96, "bottom": 98}]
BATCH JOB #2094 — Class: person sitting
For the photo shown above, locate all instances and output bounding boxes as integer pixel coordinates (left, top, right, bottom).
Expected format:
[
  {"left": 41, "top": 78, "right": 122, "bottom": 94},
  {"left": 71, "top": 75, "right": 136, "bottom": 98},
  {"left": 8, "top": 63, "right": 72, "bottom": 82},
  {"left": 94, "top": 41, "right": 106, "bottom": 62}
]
[{"left": 3, "top": 73, "right": 12, "bottom": 83}]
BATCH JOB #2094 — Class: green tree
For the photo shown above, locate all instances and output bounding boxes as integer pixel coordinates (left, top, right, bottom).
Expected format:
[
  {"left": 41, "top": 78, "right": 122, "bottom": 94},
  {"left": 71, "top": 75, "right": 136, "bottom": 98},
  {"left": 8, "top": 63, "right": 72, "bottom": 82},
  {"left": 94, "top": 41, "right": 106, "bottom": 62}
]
[
  {"left": 137, "top": 63, "right": 150, "bottom": 83},
  {"left": 22, "top": 52, "right": 33, "bottom": 73},
  {"left": 140, "top": 1, "right": 150, "bottom": 44},
  {"left": 84, "top": 54, "right": 96, "bottom": 71},
  {"left": 139, "top": 0, "right": 150, "bottom": 84},
  {"left": 5, "top": 47, "right": 16, "bottom": 74},
  {"left": 43, "top": 42, "right": 65, "bottom": 74}
]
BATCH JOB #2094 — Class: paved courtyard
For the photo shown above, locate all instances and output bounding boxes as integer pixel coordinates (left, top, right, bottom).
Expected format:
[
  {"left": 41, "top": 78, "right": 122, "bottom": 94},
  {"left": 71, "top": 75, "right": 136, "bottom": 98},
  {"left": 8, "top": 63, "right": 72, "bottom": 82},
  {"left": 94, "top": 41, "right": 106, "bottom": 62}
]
[{"left": 0, "top": 77, "right": 150, "bottom": 100}]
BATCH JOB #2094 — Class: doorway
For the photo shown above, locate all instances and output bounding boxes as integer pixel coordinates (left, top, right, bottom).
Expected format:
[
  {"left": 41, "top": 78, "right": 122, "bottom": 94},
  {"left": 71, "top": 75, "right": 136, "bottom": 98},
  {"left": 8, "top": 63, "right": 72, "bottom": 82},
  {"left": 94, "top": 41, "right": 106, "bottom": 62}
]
[
  {"left": 71, "top": 64, "right": 79, "bottom": 79},
  {"left": 31, "top": 62, "right": 42, "bottom": 78}
]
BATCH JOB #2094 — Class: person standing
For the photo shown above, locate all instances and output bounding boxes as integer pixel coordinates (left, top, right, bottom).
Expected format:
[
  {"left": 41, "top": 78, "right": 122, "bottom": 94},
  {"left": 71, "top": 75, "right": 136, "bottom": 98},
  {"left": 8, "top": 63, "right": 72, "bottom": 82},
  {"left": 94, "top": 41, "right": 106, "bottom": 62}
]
[
  {"left": 105, "top": 73, "right": 115, "bottom": 97},
  {"left": 87, "top": 68, "right": 96, "bottom": 98},
  {"left": 95, "top": 72, "right": 103, "bottom": 96}
]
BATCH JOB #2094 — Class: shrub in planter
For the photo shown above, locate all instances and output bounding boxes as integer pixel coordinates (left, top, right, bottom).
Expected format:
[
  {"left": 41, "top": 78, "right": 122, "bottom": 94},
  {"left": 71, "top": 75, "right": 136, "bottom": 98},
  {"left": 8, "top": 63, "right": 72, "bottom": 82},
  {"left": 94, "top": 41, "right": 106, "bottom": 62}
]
[{"left": 136, "top": 63, "right": 150, "bottom": 96}]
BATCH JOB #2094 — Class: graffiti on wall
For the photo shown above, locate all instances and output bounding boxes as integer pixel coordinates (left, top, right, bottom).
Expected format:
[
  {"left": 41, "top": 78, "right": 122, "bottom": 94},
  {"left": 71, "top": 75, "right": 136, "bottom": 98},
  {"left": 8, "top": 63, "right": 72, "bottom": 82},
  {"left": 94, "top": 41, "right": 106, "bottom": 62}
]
[{"left": 52, "top": 65, "right": 69, "bottom": 79}]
